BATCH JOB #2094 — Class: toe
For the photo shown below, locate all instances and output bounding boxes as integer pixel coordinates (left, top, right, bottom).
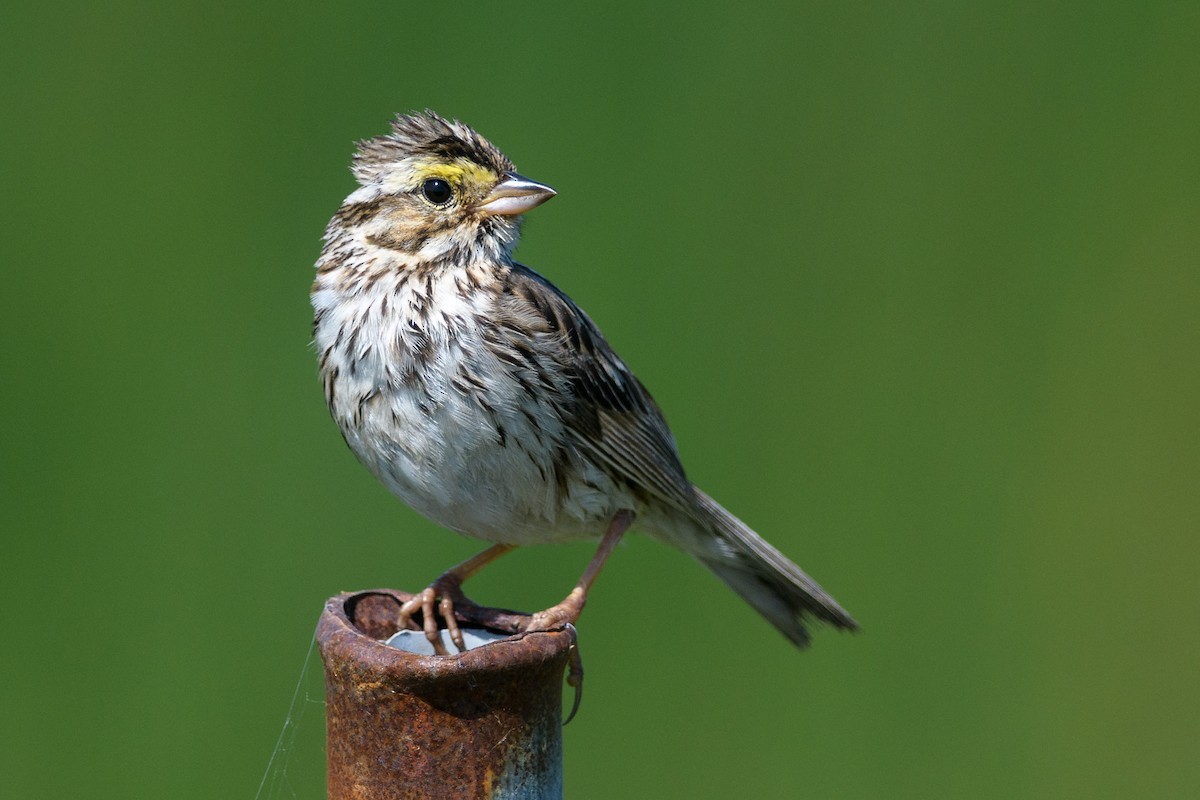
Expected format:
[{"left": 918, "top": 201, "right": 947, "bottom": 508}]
[
  {"left": 440, "top": 595, "right": 466, "bottom": 652},
  {"left": 563, "top": 624, "right": 584, "bottom": 725}
]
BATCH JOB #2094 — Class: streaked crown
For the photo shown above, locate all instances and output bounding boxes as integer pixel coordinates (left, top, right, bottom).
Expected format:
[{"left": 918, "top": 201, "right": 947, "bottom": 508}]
[{"left": 351, "top": 111, "right": 514, "bottom": 186}]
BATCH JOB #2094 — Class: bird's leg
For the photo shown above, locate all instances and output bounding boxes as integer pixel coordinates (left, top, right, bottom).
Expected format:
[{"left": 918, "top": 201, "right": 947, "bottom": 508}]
[
  {"left": 526, "top": 509, "right": 634, "bottom": 634},
  {"left": 525, "top": 511, "right": 632, "bottom": 720},
  {"left": 397, "top": 543, "right": 515, "bottom": 655}
]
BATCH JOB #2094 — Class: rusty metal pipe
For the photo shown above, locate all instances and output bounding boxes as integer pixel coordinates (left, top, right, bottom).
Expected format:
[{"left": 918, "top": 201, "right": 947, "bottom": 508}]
[{"left": 317, "top": 589, "right": 573, "bottom": 800}]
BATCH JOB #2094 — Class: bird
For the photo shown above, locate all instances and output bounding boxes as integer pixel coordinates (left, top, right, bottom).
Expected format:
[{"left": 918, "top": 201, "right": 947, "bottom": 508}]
[{"left": 312, "top": 111, "right": 857, "bottom": 656}]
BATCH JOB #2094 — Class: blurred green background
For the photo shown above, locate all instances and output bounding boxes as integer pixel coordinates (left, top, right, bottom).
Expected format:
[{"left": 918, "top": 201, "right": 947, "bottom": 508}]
[{"left": 2, "top": 2, "right": 1197, "bottom": 798}]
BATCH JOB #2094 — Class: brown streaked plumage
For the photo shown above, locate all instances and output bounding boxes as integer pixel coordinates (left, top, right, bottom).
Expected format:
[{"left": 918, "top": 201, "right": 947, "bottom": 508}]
[{"left": 312, "top": 111, "right": 857, "bottom": 654}]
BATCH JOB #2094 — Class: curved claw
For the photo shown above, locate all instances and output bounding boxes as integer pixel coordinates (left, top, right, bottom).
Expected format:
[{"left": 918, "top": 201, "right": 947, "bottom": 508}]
[{"left": 563, "top": 623, "right": 584, "bottom": 725}]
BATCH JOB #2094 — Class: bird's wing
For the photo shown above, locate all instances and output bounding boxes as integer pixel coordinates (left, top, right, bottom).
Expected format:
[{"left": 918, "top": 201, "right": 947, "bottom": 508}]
[{"left": 496, "top": 263, "right": 697, "bottom": 512}]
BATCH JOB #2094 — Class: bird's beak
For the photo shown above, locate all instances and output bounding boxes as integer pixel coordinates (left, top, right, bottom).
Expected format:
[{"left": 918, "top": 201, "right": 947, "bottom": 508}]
[{"left": 477, "top": 172, "right": 557, "bottom": 216}]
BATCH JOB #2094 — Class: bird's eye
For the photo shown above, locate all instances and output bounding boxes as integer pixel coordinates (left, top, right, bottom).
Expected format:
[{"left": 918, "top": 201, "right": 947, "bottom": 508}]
[{"left": 421, "top": 178, "right": 453, "bottom": 205}]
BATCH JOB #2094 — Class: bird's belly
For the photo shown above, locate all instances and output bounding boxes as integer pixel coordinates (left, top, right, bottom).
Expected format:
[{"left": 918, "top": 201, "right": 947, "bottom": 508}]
[
  {"left": 343, "top": 379, "right": 624, "bottom": 545},
  {"left": 316, "top": 271, "right": 634, "bottom": 545}
]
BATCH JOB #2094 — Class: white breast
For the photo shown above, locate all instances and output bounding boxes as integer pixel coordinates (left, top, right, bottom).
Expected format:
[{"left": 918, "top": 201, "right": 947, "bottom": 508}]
[{"left": 313, "top": 250, "right": 626, "bottom": 544}]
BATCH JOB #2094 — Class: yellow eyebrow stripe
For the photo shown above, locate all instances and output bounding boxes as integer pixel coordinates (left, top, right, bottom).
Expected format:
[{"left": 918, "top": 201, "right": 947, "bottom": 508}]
[{"left": 412, "top": 159, "right": 498, "bottom": 188}]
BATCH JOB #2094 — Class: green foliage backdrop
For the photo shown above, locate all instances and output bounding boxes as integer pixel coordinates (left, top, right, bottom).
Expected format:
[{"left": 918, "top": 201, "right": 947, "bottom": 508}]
[{"left": 2, "top": 3, "right": 1197, "bottom": 798}]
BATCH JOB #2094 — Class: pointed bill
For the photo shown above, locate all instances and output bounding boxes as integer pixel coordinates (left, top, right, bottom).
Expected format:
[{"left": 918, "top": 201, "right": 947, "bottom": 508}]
[{"left": 477, "top": 172, "right": 557, "bottom": 216}]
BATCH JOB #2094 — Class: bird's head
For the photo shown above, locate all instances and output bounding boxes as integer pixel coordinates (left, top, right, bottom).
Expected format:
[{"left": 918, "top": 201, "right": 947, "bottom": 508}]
[{"left": 340, "top": 111, "right": 556, "bottom": 266}]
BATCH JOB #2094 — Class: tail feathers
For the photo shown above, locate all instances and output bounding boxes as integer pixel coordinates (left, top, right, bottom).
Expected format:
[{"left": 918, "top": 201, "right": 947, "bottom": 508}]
[{"left": 691, "top": 488, "right": 858, "bottom": 648}]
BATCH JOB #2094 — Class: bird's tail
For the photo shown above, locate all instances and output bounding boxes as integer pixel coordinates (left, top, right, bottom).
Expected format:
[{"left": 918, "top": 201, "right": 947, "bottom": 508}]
[{"left": 689, "top": 488, "right": 858, "bottom": 648}]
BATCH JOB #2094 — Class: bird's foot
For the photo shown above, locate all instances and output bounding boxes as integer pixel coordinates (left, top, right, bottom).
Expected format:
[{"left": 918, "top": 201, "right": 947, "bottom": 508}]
[
  {"left": 522, "top": 590, "right": 588, "bottom": 723},
  {"left": 396, "top": 576, "right": 475, "bottom": 655},
  {"left": 524, "top": 587, "right": 586, "bottom": 633},
  {"left": 395, "top": 543, "right": 516, "bottom": 654}
]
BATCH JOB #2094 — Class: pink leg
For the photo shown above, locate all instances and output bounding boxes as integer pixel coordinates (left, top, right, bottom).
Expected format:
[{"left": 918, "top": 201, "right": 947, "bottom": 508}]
[{"left": 526, "top": 509, "right": 634, "bottom": 633}]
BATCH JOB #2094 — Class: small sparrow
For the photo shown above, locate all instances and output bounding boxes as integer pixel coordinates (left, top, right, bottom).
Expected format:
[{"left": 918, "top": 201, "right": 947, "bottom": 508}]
[{"left": 312, "top": 111, "right": 857, "bottom": 655}]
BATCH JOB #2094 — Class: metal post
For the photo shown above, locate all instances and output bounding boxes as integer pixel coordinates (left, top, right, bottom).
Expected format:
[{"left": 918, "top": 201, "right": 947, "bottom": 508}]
[{"left": 317, "top": 589, "right": 573, "bottom": 800}]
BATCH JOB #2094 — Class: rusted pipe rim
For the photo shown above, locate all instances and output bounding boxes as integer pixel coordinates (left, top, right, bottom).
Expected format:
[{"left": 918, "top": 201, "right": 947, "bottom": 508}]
[{"left": 318, "top": 590, "right": 575, "bottom": 685}]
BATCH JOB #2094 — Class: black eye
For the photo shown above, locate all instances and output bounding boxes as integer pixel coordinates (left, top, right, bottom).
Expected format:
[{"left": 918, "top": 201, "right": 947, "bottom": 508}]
[{"left": 421, "top": 178, "right": 453, "bottom": 205}]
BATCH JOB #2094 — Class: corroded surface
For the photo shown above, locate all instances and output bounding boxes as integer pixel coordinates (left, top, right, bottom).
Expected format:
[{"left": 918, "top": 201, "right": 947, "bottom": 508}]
[{"left": 318, "top": 590, "right": 571, "bottom": 800}]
